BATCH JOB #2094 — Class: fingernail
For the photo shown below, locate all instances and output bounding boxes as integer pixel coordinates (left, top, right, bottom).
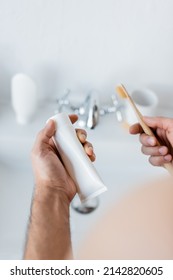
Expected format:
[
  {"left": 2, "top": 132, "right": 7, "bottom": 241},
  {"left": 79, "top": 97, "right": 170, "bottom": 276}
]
[
  {"left": 159, "top": 147, "right": 166, "bottom": 155},
  {"left": 80, "top": 133, "right": 86, "bottom": 141},
  {"left": 88, "top": 146, "right": 93, "bottom": 153},
  {"left": 164, "top": 155, "right": 172, "bottom": 161},
  {"left": 45, "top": 119, "right": 52, "bottom": 127},
  {"left": 147, "top": 137, "right": 155, "bottom": 146}
]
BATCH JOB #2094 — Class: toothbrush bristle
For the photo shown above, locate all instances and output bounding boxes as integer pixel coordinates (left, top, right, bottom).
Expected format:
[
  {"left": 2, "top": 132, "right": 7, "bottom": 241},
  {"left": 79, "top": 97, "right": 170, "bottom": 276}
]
[{"left": 116, "top": 84, "right": 128, "bottom": 99}]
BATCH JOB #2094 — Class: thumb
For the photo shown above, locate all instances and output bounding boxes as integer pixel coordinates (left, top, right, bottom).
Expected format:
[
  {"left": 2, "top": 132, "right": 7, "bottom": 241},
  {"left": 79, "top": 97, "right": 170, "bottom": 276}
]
[
  {"left": 143, "top": 116, "right": 173, "bottom": 131},
  {"left": 42, "top": 114, "right": 77, "bottom": 142},
  {"left": 32, "top": 119, "right": 56, "bottom": 153},
  {"left": 43, "top": 119, "right": 56, "bottom": 141}
]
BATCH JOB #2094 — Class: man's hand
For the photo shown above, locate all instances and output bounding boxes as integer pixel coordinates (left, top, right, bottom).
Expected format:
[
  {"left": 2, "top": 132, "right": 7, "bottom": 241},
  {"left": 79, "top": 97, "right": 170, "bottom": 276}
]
[
  {"left": 31, "top": 114, "right": 95, "bottom": 202},
  {"left": 24, "top": 114, "right": 95, "bottom": 260},
  {"left": 130, "top": 116, "right": 173, "bottom": 167}
]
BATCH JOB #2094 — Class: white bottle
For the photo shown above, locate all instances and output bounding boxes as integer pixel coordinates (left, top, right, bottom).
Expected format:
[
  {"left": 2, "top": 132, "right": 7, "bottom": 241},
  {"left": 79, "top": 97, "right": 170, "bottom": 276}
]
[
  {"left": 11, "top": 73, "right": 38, "bottom": 124},
  {"left": 49, "top": 113, "right": 107, "bottom": 202}
]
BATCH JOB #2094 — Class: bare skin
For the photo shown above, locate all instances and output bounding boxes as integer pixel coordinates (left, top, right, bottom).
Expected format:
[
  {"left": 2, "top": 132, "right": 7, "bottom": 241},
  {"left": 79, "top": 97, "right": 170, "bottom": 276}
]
[
  {"left": 129, "top": 116, "right": 173, "bottom": 167},
  {"left": 24, "top": 115, "right": 95, "bottom": 260}
]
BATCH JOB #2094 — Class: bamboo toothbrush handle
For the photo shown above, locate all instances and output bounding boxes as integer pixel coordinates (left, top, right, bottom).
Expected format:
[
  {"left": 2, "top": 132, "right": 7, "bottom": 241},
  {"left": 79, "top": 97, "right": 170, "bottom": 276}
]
[{"left": 138, "top": 118, "right": 173, "bottom": 176}]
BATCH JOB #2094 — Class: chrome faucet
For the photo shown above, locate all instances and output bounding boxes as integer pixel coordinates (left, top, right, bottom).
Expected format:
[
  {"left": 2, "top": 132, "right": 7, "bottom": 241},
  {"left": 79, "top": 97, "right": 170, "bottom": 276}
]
[
  {"left": 86, "top": 91, "right": 99, "bottom": 129},
  {"left": 55, "top": 89, "right": 123, "bottom": 129},
  {"left": 55, "top": 88, "right": 71, "bottom": 113},
  {"left": 99, "top": 94, "right": 124, "bottom": 122}
]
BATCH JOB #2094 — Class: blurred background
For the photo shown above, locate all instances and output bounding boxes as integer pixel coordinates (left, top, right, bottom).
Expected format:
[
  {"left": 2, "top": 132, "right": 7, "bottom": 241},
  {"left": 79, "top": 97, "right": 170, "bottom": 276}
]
[
  {"left": 1, "top": 0, "right": 173, "bottom": 104},
  {"left": 0, "top": 0, "right": 173, "bottom": 259}
]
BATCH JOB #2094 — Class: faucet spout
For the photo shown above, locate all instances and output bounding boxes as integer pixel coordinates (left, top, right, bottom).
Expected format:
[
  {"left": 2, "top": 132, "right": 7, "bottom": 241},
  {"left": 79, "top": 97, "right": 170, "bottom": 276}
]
[{"left": 86, "top": 92, "right": 99, "bottom": 129}]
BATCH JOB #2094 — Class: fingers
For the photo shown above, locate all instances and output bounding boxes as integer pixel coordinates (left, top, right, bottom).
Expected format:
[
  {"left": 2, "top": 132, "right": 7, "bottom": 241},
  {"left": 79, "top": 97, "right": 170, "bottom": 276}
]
[
  {"left": 35, "top": 119, "right": 56, "bottom": 147},
  {"left": 84, "top": 141, "right": 96, "bottom": 162},
  {"left": 143, "top": 116, "right": 173, "bottom": 130},
  {"left": 129, "top": 123, "right": 143, "bottom": 135},
  {"left": 76, "top": 129, "right": 96, "bottom": 162},
  {"left": 141, "top": 145, "right": 168, "bottom": 156},
  {"left": 130, "top": 116, "right": 173, "bottom": 136},
  {"left": 139, "top": 133, "right": 157, "bottom": 146},
  {"left": 70, "top": 115, "right": 96, "bottom": 160},
  {"left": 139, "top": 132, "right": 172, "bottom": 166},
  {"left": 35, "top": 115, "right": 78, "bottom": 147},
  {"left": 44, "top": 119, "right": 56, "bottom": 139},
  {"left": 34, "top": 117, "right": 95, "bottom": 162},
  {"left": 69, "top": 114, "right": 78, "bottom": 124},
  {"left": 149, "top": 154, "right": 172, "bottom": 166},
  {"left": 76, "top": 129, "right": 87, "bottom": 143}
]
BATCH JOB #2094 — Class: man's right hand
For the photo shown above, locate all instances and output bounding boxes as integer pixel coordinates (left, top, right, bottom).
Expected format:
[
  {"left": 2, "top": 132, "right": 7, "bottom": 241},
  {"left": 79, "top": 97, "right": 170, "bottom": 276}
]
[{"left": 129, "top": 116, "right": 173, "bottom": 167}]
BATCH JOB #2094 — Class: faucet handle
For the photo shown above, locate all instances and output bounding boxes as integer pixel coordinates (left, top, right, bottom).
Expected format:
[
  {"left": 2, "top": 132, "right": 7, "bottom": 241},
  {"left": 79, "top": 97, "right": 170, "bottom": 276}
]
[
  {"left": 111, "top": 93, "right": 119, "bottom": 107},
  {"left": 56, "top": 88, "right": 71, "bottom": 105},
  {"left": 111, "top": 93, "right": 124, "bottom": 122},
  {"left": 55, "top": 88, "right": 71, "bottom": 113},
  {"left": 99, "top": 94, "right": 124, "bottom": 122}
]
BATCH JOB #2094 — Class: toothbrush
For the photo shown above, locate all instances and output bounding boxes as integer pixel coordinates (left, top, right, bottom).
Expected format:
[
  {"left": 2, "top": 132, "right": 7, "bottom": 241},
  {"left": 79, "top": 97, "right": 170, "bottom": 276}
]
[{"left": 116, "top": 84, "right": 173, "bottom": 176}]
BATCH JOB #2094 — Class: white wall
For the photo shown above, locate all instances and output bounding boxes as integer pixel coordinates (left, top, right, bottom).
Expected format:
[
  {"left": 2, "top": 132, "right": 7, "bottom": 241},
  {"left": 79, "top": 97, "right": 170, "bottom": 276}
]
[{"left": 0, "top": 0, "right": 173, "bottom": 105}]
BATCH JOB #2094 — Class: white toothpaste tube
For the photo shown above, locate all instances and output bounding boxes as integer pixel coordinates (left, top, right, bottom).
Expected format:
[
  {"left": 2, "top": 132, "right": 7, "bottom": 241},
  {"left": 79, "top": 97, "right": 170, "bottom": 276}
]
[{"left": 48, "top": 113, "right": 107, "bottom": 202}]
